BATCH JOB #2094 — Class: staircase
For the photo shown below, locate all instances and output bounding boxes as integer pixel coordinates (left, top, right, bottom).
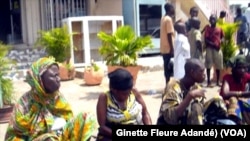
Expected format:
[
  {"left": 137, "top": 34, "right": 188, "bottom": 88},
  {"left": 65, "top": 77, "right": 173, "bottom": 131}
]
[
  {"left": 179, "top": 0, "right": 209, "bottom": 29},
  {"left": 195, "top": 0, "right": 233, "bottom": 22},
  {"left": 179, "top": 0, "right": 233, "bottom": 29}
]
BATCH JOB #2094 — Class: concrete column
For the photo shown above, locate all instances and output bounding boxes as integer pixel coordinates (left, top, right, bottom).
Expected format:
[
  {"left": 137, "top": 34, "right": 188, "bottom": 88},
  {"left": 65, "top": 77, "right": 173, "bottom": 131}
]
[
  {"left": 87, "top": 0, "right": 96, "bottom": 15},
  {"left": 20, "top": 0, "right": 27, "bottom": 44},
  {"left": 24, "top": 0, "right": 41, "bottom": 46}
]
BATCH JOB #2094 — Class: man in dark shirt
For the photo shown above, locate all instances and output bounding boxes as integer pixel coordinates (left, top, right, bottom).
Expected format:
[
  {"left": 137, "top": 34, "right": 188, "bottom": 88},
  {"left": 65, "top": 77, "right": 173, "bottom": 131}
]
[{"left": 234, "top": 7, "right": 249, "bottom": 54}]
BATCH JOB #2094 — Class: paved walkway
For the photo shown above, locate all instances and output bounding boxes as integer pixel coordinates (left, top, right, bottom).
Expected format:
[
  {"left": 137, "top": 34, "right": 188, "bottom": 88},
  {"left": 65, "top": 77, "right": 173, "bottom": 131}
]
[{"left": 0, "top": 56, "right": 221, "bottom": 140}]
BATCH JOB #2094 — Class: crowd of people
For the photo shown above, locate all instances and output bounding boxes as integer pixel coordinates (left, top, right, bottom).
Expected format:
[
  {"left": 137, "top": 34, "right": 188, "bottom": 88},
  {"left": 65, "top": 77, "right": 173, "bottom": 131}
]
[
  {"left": 3, "top": 2, "right": 250, "bottom": 141},
  {"left": 159, "top": 2, "right": 250, "bottom": 126}
]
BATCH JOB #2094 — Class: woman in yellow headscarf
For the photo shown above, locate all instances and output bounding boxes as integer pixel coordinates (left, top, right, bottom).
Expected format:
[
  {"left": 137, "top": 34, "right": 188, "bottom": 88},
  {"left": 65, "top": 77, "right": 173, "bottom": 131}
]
[{"left": 5, "top": 56, "right": 96, "bottom": 141}]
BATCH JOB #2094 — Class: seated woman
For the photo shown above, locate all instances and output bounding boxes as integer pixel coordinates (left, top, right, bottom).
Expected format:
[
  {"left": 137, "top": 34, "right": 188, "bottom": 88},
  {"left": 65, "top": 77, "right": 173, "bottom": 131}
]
[
  {"left": 220, "top": 55, "right": 250, "bottom": 124},
  {"left": 5, "top": 57, "right": 96, "bottom": 141},
  {"left": 96, "top": 68, "right": 152, "bottom": 141}
]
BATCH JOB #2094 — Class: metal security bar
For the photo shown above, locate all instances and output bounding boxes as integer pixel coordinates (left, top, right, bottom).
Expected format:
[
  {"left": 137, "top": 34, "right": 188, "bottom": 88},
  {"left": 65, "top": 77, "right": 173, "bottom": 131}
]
[{"left": 40, "top": 0, "right": 87, "bottom": 30}]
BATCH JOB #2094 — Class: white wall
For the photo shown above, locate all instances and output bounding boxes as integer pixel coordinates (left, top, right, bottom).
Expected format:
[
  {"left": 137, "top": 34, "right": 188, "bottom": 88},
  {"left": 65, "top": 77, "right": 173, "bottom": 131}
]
[{"left": 89, "top": 0, "right": 122, "bottom": 15}]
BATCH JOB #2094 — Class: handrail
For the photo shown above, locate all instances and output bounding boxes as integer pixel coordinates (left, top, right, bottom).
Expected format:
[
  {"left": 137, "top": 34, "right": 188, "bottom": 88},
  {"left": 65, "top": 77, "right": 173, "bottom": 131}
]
[{"left": 195, "top": 0, "right": 233, "bottom": 22}]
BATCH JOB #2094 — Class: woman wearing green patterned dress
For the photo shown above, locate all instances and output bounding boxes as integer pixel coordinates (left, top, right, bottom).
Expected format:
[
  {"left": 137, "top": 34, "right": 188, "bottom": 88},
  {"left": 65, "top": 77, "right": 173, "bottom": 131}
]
[{"left": 5, "top": 56, "right": 96, "bottom": 141}]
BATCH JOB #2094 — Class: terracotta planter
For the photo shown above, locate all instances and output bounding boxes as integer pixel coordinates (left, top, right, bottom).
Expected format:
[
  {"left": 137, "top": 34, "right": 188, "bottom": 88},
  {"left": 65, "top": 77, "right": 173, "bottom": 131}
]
[
  {"left": 107, "top": 65, "right": 142, "bottom": 86},
  {"left": 84, "top": 67, "right": 104, "bottom": 85},
  {"left": 59, "top": 65, "right": 76, "bottom": 81},
  {"left": 0, "top": 104, "right": 14, "bottom": 123}
]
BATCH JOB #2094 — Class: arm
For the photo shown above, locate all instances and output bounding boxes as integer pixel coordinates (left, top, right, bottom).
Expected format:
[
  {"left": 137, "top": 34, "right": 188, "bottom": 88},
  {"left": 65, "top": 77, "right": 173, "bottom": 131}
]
[
  {"left": 205, "top": 38, "right": 217, "bottom": 48},
  {"left": 161, "top": 87, "right": 206, "bottom": 124},
  {"left": 175, "top": 88, "right": 206, "bottom": 117},
  {"left": 204, "top": 27, "right": 213, "bottom": 47},
  {"left": 132, "top": 88, "right": 152, "bottom": 125},
  {"left": 5, "top": 105, "right": 28, "bottom": 141},
  {"left": 196, "top": 40, "right": 202, "bottom": 52},
  {"left": 168, "top": 33, "right": 174, "bottom": 56},
  {"left": 201, "top": 24, "right": 209, "bottom": 34},
  {"left": 238, "top": 91, "right": 250, "bottom": 98},
  {"left": 236, "top": 75, "right": 250, "bottom": 98},
  {"left": 166, "top": 17, "right": 175, "bottom": 56},
  {"left": 96, "top": 93, "right": 112, "bottom": 137},
  {"left": 239, "top": 16, "right": 248, "bottom": 34},
  {"left": 221, "top": 80, "right": 250, "bottom": 99},
  {"left": 195, "top": 31, "right": 202, "bottom": 52}
]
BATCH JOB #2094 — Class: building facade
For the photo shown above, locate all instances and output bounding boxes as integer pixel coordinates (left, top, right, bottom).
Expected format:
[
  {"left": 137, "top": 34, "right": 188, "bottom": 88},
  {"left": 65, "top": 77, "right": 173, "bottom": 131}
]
[{"left": 0, "top": 0, "right": 232, "bottom": 79}]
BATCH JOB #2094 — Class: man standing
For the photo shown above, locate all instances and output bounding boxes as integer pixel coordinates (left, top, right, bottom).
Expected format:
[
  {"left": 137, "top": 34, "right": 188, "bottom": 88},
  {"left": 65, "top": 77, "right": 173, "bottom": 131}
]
[
  {"left": 234, "top": 7, "right": 248, "bottom": 54},
  {"left": 160, "top": 3, "right": 175, "bottom": 84},
  {"left": 204, "top": 14, "right": 224, "bottom": 87}
]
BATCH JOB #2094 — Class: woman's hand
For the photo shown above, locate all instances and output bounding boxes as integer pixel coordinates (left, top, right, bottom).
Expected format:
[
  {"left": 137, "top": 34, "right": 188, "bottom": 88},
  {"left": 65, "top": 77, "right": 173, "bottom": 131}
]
[{"left": 132, "top": 88, "right": 152, "bottom": 125}]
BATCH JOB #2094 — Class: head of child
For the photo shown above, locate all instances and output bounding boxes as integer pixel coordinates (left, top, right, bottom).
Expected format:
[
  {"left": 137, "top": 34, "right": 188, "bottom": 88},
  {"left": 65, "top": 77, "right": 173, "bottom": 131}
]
[
  {"left": 189, "top": 6, "right": 199, "bottom": 18},
  {"left": 174, "top": 21, "right": 187, "bottom": 35},
  {"left": 209, "top": 14, "right": 217, "bottom": 26},
  {"left": 190, "top": 17, "right": 200, "bottom": 30},
  {"left": 108, "top": 68, "right": 133, "bottom": 102},
  {"left": 219, "top": 10, "right": 226, "bottom": 18}
]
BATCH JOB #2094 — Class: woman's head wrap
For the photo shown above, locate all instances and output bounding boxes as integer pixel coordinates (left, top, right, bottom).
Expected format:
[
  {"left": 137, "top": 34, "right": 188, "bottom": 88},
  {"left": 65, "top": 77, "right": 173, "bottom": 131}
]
[
  {"left": 228, "top": 55, "right": 248, "bottom": 68},
  {"left": 5, "top": 57, "right": 73, "bottom": 140},
  {"left": 26, "top": 56, "right": 59, "bottom": 102},
  {"left": 108, "top": 68, "right": 133, "bottom": 90}
]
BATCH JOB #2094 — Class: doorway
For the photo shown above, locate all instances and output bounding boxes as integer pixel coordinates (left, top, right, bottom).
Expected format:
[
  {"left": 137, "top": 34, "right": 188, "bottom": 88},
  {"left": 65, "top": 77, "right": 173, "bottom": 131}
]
[
  {"left": 136, "top": 0, "right": 165, "bottom": 54},
  {"left": 0, "top": 0, "right": 22, "bottom": 44}
]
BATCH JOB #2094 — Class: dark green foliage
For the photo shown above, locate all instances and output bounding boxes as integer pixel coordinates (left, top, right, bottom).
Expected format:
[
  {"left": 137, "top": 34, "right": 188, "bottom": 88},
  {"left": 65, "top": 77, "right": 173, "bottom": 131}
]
[
  {"left": 97, "top": 25, "right": 154, "bottom": 66},
  {"left": 35, "top": 25, "right": 71, "bottom": 63},
  {"left": 0, "top": 42, "right": 16, "bottom": 107},
  {"left": 218, "top": 22, "right": 240, "bottom": 68}
]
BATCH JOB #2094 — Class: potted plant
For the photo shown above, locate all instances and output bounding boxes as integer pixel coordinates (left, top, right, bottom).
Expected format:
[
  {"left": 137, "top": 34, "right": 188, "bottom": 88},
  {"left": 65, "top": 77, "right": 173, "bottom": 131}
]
[
  {"left": 35, "top": 25, "right": 75, "bottom": 81},
  {"left": 217, "top": 21, "right": 240, "bottom": 81},
  {"left": 0, "top": 42, "right": 16, "bottom": 123},
  {"left": 97, "top": 25, "right": 153, "bottom": 85},
  {"left": 83, "top": 60, "right": 104, "bottom": 86}
]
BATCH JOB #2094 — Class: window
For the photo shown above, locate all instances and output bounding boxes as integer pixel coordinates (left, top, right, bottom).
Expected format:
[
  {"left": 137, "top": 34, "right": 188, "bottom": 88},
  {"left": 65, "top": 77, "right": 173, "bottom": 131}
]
[
  {"left": 40, "top": 0, "right": 87, "bottom": 30},
  {"left": 139, "top": 4, "right": 161, "bottom": 38}
]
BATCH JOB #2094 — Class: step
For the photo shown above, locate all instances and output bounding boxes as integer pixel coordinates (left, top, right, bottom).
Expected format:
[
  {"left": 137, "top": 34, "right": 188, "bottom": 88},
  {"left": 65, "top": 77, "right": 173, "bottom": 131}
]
[
  {"left": 75, "top": 55, "right": 164, "bottom": 79},
  {"left": 6, "top": 55, "right": 164, "bottom": 81}
]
